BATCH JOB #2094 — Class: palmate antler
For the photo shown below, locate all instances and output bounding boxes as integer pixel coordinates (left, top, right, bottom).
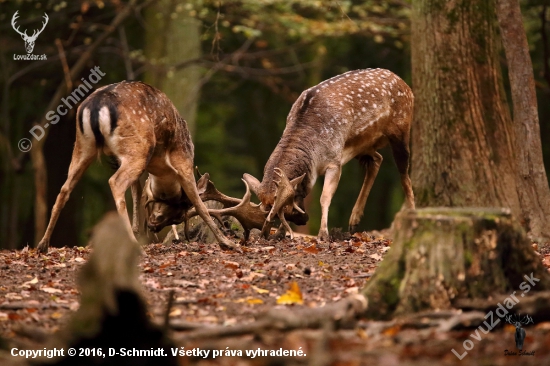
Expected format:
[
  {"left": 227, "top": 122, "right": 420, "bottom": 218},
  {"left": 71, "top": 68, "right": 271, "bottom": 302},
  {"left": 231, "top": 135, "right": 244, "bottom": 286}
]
[
  {"left": 261, "top": 168, "right": 305, "bottom": 239},
  {"left": 187, "top": 178, "right": 269, "bottom": 242}
]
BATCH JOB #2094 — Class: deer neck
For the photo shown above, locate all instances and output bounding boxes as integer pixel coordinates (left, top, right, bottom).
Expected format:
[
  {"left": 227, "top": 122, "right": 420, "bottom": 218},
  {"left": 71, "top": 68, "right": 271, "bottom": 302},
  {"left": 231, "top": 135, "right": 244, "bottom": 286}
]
[
  {"left": 261, "top": 135, "right": 317, "bottom": 202},
  {"left": 149, "top": 174, "right": 182, "bottom": 202}
]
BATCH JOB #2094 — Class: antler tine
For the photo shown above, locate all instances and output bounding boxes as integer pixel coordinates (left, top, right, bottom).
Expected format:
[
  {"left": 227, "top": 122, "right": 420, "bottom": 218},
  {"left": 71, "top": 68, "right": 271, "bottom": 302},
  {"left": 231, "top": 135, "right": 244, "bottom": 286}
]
[
  {"left": 144, "top": 178, "right": 154, "bottom": 207},
  {"left": 195, "top": 166, "right": 202, "bottom": 177},
  {"left": 240, "top": 178, "right": 252, "bottom": 205},
  {"left": 11, "top": 11, "right": 27, "bottom": 37},
  {"left": 35, "top": 13, "right": 48, "bottom": 36}
]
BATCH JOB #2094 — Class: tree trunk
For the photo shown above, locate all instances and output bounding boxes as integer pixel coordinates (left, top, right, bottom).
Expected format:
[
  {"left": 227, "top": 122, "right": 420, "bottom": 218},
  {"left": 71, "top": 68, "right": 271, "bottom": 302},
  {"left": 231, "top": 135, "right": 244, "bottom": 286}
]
[
  {"left": 144, "top": 0, "right": 202, "bottom": 135},
  {"left": 495, "top": 0, "right": 550, "bottom": 240},
  {"left": 410, "top": 1, "right": 524, "bottom": 230},
  {"left": 363, "top": 208, "right": 550, "bottom": 319}
]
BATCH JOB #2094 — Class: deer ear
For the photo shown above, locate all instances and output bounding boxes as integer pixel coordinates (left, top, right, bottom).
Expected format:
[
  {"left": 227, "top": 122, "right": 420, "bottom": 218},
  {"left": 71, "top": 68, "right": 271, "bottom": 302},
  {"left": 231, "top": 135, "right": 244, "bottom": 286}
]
[
  {"left": 196, "top": 172, "right": 210, "bottom": 195},
  {"left": 243, "top": 173, "right": 261, "bottom": 198}
]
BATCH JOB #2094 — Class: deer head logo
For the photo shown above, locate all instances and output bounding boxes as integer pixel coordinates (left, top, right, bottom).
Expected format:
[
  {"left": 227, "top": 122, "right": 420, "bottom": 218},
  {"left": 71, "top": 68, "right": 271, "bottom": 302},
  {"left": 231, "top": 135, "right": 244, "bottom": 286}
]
[
  {"left": 11, "top": 11, "right": 49, "bottom": 54},
  {"left": 505, "top": 314, "right": 533, "bottom": 350}
]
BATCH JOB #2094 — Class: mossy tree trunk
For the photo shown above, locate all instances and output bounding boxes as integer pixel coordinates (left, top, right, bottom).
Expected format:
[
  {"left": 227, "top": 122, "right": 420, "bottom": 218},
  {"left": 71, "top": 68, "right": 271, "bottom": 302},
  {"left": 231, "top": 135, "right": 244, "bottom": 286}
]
[
  {"left": 410, "top": 0, "right": 550, "bottom": 239},
  {"left": 363, "top": 208, "right": 550, "bottom": 319},
  {"left": 144, "top": 0, "right": 202, "bottom": 135}
]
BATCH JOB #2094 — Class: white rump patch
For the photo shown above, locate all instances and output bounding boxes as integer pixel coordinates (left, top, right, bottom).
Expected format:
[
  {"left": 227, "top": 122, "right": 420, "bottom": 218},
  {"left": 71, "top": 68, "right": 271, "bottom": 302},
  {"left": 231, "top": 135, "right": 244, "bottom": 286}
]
[{"left": 98, "top": 106, "right": 112, "bottom": 137}]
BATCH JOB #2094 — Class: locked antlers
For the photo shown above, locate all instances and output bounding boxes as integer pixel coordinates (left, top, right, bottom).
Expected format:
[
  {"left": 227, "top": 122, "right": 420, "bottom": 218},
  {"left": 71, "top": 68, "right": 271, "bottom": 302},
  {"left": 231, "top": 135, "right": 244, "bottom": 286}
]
[{"left": 261, "top": 168, "right": 305, "bottom": 239}]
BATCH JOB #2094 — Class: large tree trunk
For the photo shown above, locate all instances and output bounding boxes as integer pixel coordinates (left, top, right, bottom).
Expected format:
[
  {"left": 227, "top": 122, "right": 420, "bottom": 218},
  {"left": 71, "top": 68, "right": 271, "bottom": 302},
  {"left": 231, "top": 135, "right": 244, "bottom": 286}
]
[
  {"left": 410, "top": 0, "right": 525, "bottom": 231},
  {"left": 495, "top": 0, "right": 550, "bottom": 240},
  {"left": 363, "top": 208, "right": 550, "bottom": 319},
  {"left": 144, "top": 0, "right": 202, "bottom": 135}
]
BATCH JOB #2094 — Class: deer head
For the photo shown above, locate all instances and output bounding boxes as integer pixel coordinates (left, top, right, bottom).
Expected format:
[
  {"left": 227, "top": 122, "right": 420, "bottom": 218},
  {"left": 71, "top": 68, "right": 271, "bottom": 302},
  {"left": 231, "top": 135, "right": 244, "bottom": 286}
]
[
  {"left": 12, "top": 11, "right": 49, "bottom": 54},
  {"left": 143, "top": 178, "right": 191, "bottom": 233},
  {"left": 243, "top": 168, "right": 308, "bottom": 234}
]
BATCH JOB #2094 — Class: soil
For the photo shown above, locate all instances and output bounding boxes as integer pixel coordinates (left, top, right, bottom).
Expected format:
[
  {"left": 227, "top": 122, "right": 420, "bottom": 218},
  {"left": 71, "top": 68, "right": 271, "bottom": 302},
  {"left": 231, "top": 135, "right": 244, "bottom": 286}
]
[{"left": 1, "top": 232, "right": 550, "bottom": 365}]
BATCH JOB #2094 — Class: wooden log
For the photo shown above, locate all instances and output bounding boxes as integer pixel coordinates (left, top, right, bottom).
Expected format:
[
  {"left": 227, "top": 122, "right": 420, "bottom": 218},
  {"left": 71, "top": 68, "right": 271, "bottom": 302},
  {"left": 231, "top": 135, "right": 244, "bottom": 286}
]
[{"left": 362, "top": 208, "right": 550, "bottom": 319}]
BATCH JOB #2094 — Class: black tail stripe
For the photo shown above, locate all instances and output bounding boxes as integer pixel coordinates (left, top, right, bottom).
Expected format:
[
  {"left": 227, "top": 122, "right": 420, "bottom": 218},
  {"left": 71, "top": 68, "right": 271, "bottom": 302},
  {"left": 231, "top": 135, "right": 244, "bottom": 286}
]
[
  {"left": 77, "top": 104, "right": 85, "bottom": 135},
  {"left": 89, "top": 105, "right": 105, "bottom": 148}
]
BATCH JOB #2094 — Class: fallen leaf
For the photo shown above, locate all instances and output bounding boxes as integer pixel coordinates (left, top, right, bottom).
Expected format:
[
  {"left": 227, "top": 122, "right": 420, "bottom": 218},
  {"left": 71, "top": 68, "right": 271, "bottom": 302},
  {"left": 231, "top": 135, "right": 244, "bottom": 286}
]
[
  {"left": 234, "top": 297, "right": 264, "bottom": 305},
  {"left": 22, "top": 277, "right": 38, "bottom": 287},
  {"left": 223, "top": 260, "right": 240, "bottom": 270},
  {"left": 252, "top": 286, "right": 269, "bottom": 294},
  {"left": 276, "top": 281, "right": 303, "bottom": 305},
  {"left": 169, "top": 308, "right": 182, "bottom": 317},
  {"left": 41, "top": 287, "right": 62, "bottom": 294},
  {"left": 383, "top": 325, "right": 401, "bottom": 336},
  {"left": 50, "top": 312, "right": 63, "bottom": 320},
  {"left": 304, "top": 245, "right": 319, "bottom": 254},
  {"left": 369, "top": 253, "right": 382, "bottom": 261}
]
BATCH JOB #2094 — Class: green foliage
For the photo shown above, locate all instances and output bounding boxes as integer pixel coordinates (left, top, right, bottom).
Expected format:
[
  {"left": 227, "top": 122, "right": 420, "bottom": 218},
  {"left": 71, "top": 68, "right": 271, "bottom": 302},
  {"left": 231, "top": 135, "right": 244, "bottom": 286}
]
[{"left": 0, "top": 0, "right": 548, "bottom": 248}]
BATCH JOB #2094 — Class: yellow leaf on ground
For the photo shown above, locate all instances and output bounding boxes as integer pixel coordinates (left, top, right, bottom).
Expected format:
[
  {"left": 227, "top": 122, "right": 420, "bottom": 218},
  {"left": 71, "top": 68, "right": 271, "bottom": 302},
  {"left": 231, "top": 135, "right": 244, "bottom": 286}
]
[
  {"left": 246, "top": 298, "right": 264, "bottom": 305},
  {"left": 252, "top": 286, "right": 269, "bottom": 294},
  {"left": 234, "top": 297, "right": 264, "bottom": 305},
  {"left": 276, "top": 281, "right": 303, "bottom": 305},
  {"left": 50, "top": 312, "right": 63, "bottom": 320}
]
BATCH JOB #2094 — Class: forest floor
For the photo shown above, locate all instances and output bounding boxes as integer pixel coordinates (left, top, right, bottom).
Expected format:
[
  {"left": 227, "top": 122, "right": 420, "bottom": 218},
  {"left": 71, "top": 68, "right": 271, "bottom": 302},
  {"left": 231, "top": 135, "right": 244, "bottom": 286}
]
[{"left": 1, "top": 231, "right": 550, "bottom": 365}]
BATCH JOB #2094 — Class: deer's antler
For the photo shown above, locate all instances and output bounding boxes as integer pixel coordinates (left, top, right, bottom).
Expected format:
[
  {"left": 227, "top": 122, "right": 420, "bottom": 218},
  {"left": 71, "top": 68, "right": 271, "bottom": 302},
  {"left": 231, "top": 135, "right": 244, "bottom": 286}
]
[
  {"left": 188, "top": 178, "right": 269, "bottom": 242},
  {"left": 30, "top": 13, "right": 49, "bottom": 40},
  {"left": 521, "top": 314, "right": 534, "bottom": 325},
  {"left": 11, "top": 11, "right": 27, "bottom": 38}
]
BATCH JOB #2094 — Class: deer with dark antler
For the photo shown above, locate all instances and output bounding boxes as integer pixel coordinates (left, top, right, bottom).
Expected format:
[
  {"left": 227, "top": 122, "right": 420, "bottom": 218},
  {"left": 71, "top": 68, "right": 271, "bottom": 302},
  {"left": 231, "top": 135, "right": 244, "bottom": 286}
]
[
  {"left": 138, "top": 69, "right": 415, "bottom": 241},
  {"left": 37, "top": 81, "right": 238, "bottom": 253},
  {"left": 505, "top": 314, "right": 533, "bottom": 350},
  {"left": 242, "top": 68, "right": 416, "bottom": 239},
  {"left": 11, "top": 11, "right": 48, "bottom": 54}
]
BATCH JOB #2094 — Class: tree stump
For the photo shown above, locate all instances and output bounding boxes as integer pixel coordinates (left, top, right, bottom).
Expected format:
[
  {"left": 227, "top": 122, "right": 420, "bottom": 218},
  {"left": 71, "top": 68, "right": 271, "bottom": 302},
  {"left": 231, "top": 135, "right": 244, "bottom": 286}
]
[
  {"left": 362, "top": 208, "right": 550, "bottom": 319},
  {"left": 53, "top": 213, "right": 177, "bottom": 366}
]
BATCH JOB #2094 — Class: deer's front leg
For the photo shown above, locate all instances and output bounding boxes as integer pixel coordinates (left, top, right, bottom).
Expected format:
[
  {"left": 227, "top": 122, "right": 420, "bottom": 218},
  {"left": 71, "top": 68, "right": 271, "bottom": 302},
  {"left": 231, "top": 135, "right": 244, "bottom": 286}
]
[
  {"left": 318, "top": 164, "right": 342, "bottom": 241},
  {"left": 170, "top": 154, "right": 239, "bottom": 251},
  {"left": 108, "top": 159, "right": 146, "bottom": 242},
  {"left": 130, "top": 180, "right": 142, "bottom": 237}
]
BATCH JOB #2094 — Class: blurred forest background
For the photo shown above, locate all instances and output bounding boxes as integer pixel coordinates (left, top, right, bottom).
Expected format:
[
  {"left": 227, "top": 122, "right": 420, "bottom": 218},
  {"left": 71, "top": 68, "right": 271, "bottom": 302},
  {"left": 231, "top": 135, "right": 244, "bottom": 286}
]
[{"left": 0, "top": 0, "right": 548, "bottom": 249}]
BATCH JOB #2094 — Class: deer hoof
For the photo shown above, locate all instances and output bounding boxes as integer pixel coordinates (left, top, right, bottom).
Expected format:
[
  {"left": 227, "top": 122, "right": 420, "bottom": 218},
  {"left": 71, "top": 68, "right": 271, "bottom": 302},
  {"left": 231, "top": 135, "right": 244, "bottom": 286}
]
[
  {"left": 36, "top": 239, "right": 50, "bottom": 254},
  {"left": 219, "top": 239, "right": 242, "bottom": 253},
  {"left": 349, "top": 224, "right": 359, "bottom": 234},
  {"left": 318, "top": 230, "right": 330, "bottom": 241}
]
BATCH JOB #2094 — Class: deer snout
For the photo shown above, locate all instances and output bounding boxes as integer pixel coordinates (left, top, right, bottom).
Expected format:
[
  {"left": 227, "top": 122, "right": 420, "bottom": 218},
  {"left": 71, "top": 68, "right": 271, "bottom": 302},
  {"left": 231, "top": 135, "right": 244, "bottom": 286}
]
[{"left": 147, "top": 213, "right": 167, "bottom": 232}]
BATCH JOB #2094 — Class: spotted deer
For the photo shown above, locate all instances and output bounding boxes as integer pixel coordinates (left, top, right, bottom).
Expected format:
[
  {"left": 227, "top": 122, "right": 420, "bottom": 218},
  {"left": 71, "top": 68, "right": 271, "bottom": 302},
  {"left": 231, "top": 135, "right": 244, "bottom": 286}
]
[
  {"left": 243, "top": 68, "right": 416, "bottom": 239},
  {"left": 36, "top": 81, "right": 237, "bottom": 253}
]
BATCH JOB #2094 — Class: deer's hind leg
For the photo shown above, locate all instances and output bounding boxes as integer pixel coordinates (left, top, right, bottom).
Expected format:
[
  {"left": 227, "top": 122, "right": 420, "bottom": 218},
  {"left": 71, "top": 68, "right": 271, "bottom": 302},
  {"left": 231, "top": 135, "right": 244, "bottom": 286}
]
[
  {"left": 348, "top": 152, "right": 383, "bottom": 234},
  {"left": 389, "top": 135, "right": 415, "bottom": 210}
]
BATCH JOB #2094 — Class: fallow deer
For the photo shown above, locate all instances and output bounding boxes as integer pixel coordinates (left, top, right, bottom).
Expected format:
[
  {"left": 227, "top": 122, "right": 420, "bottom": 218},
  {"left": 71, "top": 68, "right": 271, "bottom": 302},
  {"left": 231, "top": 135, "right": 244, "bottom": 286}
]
[
  {"left": 36, "top": 81, "right": 238, "bottom": 253},
  {"left": 243, "top": 68, "right": 416, "bottom": 239}
]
